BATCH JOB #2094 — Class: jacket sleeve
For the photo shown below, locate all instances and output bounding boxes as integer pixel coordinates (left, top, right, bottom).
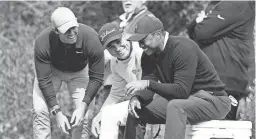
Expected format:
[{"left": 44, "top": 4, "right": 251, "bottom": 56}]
[
  {"left": 34, "top": 39, "right": 57, "bottom": 108},
  {"left": 82, "top": 31, "right": 104, "bottom": 104},
  {"left": 134, "top": 52, "right": 158, "bottom": 103},
  {"left": 189, "top": 2, "right": 244, "bottom": 44}
]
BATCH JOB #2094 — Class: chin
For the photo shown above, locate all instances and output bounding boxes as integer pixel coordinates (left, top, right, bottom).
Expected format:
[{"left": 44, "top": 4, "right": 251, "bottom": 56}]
[
  {"left": 124, "top": 8, "right": 134, "bottom": 14},
  {"left": 118, "top": 54, "right": 129, "bottom": 60},
  {"left": 68, "top": 38, "right": 77, "bottom": 44}
]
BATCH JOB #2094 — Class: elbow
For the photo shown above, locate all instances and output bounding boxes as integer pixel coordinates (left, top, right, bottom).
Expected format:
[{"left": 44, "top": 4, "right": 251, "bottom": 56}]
[
  {"left": 177, "top": 85, "right": 190, "bottom": 99},
  {"left": 194, "top": 28, "right": 215, "bottom": 43},
  {"left": 90, "top": 75, "right": 104, "bottom": 85},
  {"left": 37, "top": 77, "right": 51, "bottom": 89},
  {"left": 195, "top": 32, "right": 213, "bottom": 42},
  {"left": 180, "top": 90, "right": 190, "bottom": 99},
  {"left": 89, "top": 70, "right": 104, "bottom": 82}
]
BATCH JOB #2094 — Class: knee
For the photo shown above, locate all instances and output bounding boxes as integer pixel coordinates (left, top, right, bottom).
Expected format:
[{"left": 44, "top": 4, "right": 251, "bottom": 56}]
[
  {"left": 167, "top": 100, "right": 184, "bottom": 112},
  {"left": 33, "top": 104, "right": 49, "bottom": 117},
  {"left": 101, "top": 105, "right": 118, "bottom": 120},
  {"left": 101, "top": 105, "right": 112, "bottom": 114},
  {"left": 33, "top": 108, "right": 50, "bottom": 129}
]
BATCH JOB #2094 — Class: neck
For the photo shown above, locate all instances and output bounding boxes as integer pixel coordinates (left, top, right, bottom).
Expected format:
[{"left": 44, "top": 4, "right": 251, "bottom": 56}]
[{"left": 156, "top": 37, "right": 166, "bottom": 54}]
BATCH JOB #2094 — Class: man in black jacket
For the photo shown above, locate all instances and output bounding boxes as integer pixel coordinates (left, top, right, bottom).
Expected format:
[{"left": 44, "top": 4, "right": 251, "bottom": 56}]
[
  {"left": 123, "top": 15, "right": 231, "bottom": 139},
  {"left": 187, "top": 1, "right": 255, "bottom": 120}
]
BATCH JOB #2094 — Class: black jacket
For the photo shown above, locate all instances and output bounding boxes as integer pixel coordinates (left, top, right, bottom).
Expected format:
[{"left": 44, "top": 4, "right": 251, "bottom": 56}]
[{"left": 187, "top": 1, "right": 255, "bottom": 96}]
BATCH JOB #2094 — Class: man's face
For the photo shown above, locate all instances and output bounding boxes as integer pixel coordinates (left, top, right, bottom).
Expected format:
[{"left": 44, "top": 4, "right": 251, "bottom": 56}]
[
  {"left": 106, "top": 37, "right": 131, "bottom": 60},
  {"left": 122, "top": 0, "right": 145, "bottom": 14},
  {"left": 58, "top": 26, "right": 78, "bottom": 44},
  {"left": 138, "top": 32, "right": 160, "bottom": 55}
]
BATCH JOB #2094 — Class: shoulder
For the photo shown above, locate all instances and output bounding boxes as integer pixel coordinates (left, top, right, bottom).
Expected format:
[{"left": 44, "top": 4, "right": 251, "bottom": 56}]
[
  {"left": 79, "top": 23, "right": 103, "bottom": 51},
  {"left": 78, "top": 23, "right": 98, "bottom": 37},
  {"left": 34, "top": 27, "right": 52, "bottom": 52},
  {"left": 167, "top": 36, "right": 199, "bottom": 58},
  {"left": 35, "top": 27, "right": 52, "bottom": 44},
  {"left": 215, "top": 1, "right": 244, "bottom": 11},
  {"left": 168, "top": 36, "right": 198, "bottom": 50}
]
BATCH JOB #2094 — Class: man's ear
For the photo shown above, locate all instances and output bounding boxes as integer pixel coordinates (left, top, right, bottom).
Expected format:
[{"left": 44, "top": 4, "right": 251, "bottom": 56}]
[
  {"left": 52, "top": 27, "right": 59, "bottom": 34},
  {"left": 155, "top": 30, "right": 162, "bottom": 40}
]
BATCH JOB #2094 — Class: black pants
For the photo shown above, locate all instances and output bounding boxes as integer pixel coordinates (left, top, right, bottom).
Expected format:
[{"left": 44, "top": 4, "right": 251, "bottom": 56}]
[{"left": 123, "top": 90, "right": 231, "bottom": 139}]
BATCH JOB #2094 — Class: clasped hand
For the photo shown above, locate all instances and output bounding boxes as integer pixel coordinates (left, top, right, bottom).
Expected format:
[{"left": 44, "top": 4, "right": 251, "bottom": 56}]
[{"left": 125, "top": 80, "right": 148, "bottom": 96}]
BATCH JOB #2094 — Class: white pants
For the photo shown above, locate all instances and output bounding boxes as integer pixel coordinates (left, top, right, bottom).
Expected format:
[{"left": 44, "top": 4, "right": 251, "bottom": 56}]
[{"left": 100, "top": 101, "right": 130, "bottom": 139}]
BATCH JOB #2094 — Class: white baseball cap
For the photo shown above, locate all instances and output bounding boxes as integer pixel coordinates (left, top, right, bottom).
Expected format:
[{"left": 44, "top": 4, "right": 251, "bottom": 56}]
[{"left": 51, "top": 7, "right": 79, "bottom": 34}]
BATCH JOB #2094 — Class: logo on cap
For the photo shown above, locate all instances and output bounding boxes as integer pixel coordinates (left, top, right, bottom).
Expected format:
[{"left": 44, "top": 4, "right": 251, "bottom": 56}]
[{"left": 100, "top": 28, "right": 117, "bottom": 41}]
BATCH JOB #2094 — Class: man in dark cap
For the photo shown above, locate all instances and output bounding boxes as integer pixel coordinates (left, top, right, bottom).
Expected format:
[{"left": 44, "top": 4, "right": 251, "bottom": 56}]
[{"left": 123, "top": 15, "right": 231, "bottom": 139}]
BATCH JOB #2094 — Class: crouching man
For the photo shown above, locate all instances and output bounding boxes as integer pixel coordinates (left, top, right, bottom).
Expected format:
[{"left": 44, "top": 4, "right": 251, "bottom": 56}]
[
  {"left": 91, "top": 22, "right": 144, "bottom": 139},
  {"left": 32, "top": 7, "right": 104, "bottom": 139}
]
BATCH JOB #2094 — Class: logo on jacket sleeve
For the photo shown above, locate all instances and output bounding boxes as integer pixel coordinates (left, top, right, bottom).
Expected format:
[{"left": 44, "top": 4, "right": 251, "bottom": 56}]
[{"left": 217, "top": 14, "right": 225, "bottom": 20}]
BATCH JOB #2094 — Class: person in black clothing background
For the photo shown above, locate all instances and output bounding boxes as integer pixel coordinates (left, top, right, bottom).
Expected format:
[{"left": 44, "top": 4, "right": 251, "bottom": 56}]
[
  {"left": 187, "top": 1, "right": 255, "bottom": 120},
  {"left": 122, "top": 15, "right": 231, "bottom": 139}
]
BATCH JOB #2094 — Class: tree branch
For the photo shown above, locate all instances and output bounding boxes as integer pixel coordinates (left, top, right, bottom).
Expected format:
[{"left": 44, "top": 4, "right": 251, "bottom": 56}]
[{"left": 18, "top": 1, "right": 43, "bottom": 17}]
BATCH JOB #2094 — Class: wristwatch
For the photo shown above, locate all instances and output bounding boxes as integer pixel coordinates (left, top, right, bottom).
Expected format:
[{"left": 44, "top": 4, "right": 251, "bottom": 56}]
[{"left": 51, "top": 105, "right": 61, "bottom": 115}]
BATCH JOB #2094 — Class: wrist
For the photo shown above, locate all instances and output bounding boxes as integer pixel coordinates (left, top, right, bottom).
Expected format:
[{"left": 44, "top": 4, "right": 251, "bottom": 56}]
[
  {"left": 51, "top": 105, "right": 61, "bottom": 116},
  {"left": 131, "top": 95, "right": 140, "bottom": 102}
]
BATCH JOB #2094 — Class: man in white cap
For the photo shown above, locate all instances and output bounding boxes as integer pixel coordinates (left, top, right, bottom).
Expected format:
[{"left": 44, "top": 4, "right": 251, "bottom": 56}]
[{"left": 32, "top": 7, "right": 104, "bottom": 139}]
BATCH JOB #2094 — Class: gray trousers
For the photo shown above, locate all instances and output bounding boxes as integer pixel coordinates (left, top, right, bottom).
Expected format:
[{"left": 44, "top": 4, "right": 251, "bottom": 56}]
[
  {"left": 123, "top": 90, "right": 231, "bottom": 139},
  {"left": 33, "top": 66, "right": 90, "bottom": 139}
]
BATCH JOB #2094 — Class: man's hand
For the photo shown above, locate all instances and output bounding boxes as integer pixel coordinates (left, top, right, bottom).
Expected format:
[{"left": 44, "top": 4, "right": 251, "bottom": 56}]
[
  {"left": 125, "top": 80, "right": 148, "bottom": 96},
  {"left": 56, "top": 112, "right": 71, "bottom": 135},
  {"left": 128, "top": 96, "right": 141, "bottom": 118},
  {"left": 91, "top": 113, "right": 101, "bottom": 138},
  {"left": 70, "top": 102, "right": 88, "bottom": 127}
]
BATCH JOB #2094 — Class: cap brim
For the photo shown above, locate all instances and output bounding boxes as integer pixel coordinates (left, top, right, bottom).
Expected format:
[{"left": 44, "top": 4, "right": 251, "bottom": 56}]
[
  {"left": 103, "top": 33, "right": 122, "bottom": 49},
  {"left": 127, "top": 34, "right": 147, "bottom": 41},
  {"left": 58, "top": 19, "right": 79, "bottom": 34}
]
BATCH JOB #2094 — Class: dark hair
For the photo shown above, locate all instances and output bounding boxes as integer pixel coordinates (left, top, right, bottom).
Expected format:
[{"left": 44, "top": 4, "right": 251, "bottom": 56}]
[
  {"left": 152, "top": 28, "right": 165, "bottom": 36},
  {"left": 106, "top": 38, "right": 121, "bottom": 48}
]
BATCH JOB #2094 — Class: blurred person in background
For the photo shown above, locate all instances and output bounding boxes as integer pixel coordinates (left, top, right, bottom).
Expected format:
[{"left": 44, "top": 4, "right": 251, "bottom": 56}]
[
  {"left": 187, "top": 1, "right": 255, "bottom": 120},
  {"left": 32, "top": 7, "right": 104, "bottom": 139}
]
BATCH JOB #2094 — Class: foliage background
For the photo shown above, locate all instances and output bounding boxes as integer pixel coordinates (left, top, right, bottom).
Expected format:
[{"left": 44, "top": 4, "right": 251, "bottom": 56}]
[{"left": 0, "top": 1, "right": 254, "bottom": 139}]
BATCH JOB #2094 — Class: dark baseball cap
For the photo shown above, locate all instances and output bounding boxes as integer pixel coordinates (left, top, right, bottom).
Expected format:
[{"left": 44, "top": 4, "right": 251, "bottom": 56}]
[
  {"left": 98, "top": 22, "right": 123, "bottom": 49},
  {"left": 127, "top": 15, "right": 164, "bottom": 41}
]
